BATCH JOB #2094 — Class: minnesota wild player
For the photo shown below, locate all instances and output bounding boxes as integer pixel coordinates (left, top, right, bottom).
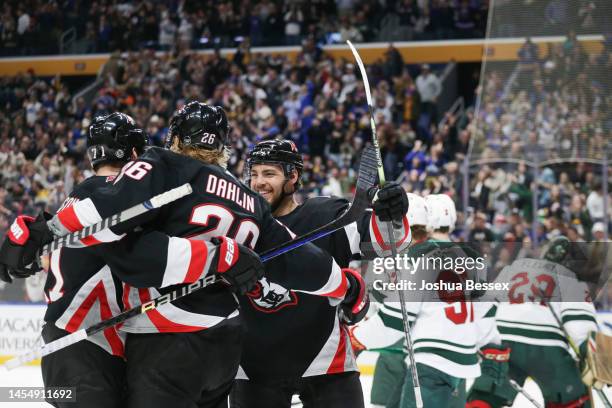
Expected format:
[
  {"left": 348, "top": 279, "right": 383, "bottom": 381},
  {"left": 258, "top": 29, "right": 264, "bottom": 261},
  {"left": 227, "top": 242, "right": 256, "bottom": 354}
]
[
  {"left": 353, "top": 194, "right": 493, "bottom": 408},
  {"left": 467, "top": 236, "right": 599, "bottom": 408}
]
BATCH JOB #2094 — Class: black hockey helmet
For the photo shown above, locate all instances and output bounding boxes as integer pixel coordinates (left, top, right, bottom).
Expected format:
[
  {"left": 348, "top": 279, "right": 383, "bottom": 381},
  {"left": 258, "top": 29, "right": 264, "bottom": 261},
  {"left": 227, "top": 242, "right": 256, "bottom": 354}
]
[
  {"left": 87, "top": 112, "right": 148, "bottom": 170},
  {"left": 166, "top": 101, "right": 230, "bottom": 151},
  {"left": 245, "top": 139, "right": 304, "bottom": 183},
  {"left": 543, "top": 236, "right": 589, "bottom": 278}
]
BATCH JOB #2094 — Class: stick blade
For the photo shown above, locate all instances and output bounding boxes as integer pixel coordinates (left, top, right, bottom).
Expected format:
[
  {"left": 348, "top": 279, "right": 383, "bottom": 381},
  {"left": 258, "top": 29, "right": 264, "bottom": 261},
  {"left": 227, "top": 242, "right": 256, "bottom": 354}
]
[{"left": 356, "top": 145, "right": 379, "bottom": 192}]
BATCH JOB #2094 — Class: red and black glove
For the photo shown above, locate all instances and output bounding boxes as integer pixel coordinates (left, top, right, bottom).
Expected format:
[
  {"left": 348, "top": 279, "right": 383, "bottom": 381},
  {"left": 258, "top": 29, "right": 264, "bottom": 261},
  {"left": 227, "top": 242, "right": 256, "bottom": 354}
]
[
  {"left": 211, "top": 236, "right": 264, "bottom": 295},
  {"left": 340, "top": 268, "right": 369, "bottom": 325},
  {"left": 368, "top": 181, "right": 408, "bottom": 224},
  {"left": 0, "top": 213, "right": 54, "bottom": 283}
]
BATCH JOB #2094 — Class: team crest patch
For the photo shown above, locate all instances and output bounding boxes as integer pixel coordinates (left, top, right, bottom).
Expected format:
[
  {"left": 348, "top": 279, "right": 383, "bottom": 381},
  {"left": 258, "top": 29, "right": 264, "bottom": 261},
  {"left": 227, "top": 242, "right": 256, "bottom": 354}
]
[{"left": 246, "top": 278, "right": 298, "bottom": 312}]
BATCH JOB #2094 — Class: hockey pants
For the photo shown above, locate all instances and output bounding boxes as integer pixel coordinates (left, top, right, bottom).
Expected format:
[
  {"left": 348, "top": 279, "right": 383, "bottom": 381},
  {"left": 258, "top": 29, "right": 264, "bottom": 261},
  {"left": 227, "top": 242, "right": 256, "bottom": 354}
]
[
  {"left": 126, "top": 315, "right": 244, "bottom": 408},
  {"left": 41, "top": 323, "right": 126, "bottom": 408}
]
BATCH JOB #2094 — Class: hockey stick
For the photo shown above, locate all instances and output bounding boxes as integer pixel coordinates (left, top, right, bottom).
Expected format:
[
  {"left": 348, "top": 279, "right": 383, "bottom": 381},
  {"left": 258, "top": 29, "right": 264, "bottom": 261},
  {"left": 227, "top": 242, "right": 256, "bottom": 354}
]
[
  {"left": 261, "top": 144, "right": 377, "bottom": 262},
  {"left": 41, "top": 183, "right": 193, "bottom": 255},
  {"left": 1, "top": 147, "right": 378, "bottom": 371},
  {"left": 347, "top": 40, "right": 423, "bottom": 408},
  {"left": 509, "top": 379, "right": 544, "bottom": 408}
]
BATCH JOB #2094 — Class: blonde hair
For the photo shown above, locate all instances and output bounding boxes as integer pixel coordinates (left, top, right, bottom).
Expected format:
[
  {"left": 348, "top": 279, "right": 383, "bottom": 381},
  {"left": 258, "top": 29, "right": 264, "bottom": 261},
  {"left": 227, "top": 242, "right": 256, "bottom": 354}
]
[{"left": 170, "top": 136, "right": 229, "bottom": 168}]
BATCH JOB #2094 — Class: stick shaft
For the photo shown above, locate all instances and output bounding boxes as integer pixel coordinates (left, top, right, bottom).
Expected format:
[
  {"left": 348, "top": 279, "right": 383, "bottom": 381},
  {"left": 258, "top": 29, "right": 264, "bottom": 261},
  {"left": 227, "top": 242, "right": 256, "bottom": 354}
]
[
  {"left": 41, "top": 183, "right": 193, "bottom": 255},
  {"left": 347, "top": 39, "right": 422, "bottom": 408}
]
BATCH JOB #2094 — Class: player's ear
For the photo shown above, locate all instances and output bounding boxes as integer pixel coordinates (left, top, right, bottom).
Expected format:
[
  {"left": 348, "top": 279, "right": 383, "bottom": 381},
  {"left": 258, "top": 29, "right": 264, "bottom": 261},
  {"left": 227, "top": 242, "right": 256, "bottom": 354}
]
[{"left": 289, "top": 169, "right": 299, "bottom": 186}]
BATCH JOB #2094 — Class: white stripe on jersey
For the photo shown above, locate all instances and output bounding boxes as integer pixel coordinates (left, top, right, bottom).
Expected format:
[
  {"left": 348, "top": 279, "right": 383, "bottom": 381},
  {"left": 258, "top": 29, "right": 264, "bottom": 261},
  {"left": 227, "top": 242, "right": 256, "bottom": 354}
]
[
  {"left": 161, "top": 238, "right": 192, "bottom": 287},
  {"left": 54, "top": 265, "right": 124, "bottom": 355},
  {"left": 120, "top": 287, "right": 239, "bottom": 333}
]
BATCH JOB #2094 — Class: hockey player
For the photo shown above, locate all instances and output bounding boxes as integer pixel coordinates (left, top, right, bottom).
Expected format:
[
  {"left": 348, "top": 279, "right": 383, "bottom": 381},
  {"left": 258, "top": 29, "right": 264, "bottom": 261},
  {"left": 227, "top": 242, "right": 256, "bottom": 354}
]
[
  {"left": 367, "top": 193, "right": 430, "bottom": 408},
  {"left": 0, "top": 102, "right": 350, "bottom": 408},
  {"left": 231, "top": 139, "right": 410, "bottom": 407},
  {"left": 40, "top": 112, "right": 147, "bottom": 408},
  {"left": 467, "top": 236, "right": 598, "bottom": 408},
  {"left": 354, "top": 194, "right": 485, "bottom": 408}
]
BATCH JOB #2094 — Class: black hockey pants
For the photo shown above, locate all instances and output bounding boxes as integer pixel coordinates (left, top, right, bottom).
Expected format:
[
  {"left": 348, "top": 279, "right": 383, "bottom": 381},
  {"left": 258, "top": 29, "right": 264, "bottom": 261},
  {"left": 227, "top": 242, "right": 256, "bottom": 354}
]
[
  {"left": 230, "top": 371, "right": 365, "bottom": 408},
  {"left": 41, "top": 323, "right": 126, "bottom": 408},
  {"left": 126, "top": 315, "right": 244, "bottom": 408}
]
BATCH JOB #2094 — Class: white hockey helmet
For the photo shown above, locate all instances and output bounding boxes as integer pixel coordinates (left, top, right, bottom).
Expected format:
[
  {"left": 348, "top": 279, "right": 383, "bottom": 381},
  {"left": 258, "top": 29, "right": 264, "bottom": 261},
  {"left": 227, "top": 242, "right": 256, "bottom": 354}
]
[
  {"left": 406, "top": 193, "right": 428, "bottom": 227},
  {"left": 425, "top": 194, "right": 456, "bottom": 231},
  {"left": 425, "top": 195, "right": 442, "bottom": 231},
  {"left": 436, "top": 194, "right": 457, "bottom": 231}
]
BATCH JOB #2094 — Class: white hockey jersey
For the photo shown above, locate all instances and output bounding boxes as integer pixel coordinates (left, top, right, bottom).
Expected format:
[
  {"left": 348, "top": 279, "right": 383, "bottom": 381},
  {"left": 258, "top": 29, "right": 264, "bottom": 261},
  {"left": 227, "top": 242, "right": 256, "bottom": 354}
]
[
  {"left": 354, "top": 240, "right": 484, "bottom": 379},
  {"left": 490, "top": 258, "right": 598, "bottom": 352}
]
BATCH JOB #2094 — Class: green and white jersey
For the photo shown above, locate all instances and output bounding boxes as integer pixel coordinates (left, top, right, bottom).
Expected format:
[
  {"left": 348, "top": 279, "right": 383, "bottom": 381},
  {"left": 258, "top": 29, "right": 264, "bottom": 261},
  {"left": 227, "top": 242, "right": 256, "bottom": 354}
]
[
  {"left": 492, "top": 258, "right": 598, "bottom": 353},
  {"left": 373, "top": 240, "right": 483, "bottom": 379}
]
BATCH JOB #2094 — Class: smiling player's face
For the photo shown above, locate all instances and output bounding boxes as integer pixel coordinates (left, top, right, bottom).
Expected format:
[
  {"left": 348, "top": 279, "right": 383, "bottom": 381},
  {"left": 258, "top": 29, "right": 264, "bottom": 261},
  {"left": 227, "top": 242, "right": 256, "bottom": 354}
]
[{"left": 250, "top": 164, "right": 287, "bottom": 208}]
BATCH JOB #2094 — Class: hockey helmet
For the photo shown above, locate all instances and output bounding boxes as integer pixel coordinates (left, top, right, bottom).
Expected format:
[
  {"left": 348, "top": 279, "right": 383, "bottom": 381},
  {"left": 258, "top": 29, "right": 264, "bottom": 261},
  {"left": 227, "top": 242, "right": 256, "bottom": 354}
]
[
  {"left": 245, "top": 139, "right": 304, "bottom": 183},
  {"left": 166, "top": 101, "right": 230, "bottom": 151},
  {"left": 436, "top": 194, "right": 457, "bottom": 231},
  {"left": 406, "top": 193, "right": 428, "bottom": 227},
  {"left": 425, "top": 194, "right": 456, "bottom": 232},
  {"left": 543, "top": 236, "right": 589, "bottom": 278},
  {"left": 87, "top": 112, "right": 148, "bottom": 170}
]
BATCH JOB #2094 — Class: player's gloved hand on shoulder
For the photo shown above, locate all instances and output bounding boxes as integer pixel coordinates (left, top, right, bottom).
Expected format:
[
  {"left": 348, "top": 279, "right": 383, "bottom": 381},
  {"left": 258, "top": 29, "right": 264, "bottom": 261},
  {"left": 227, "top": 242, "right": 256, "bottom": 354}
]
[
  {"left": 0, "top": 213, "right": 54, "bottom": 283},
  {"left": 368, "top": 182, "right": 408, "bottom": 224},
  {"left": 340, "top": 268, "right": 369, "bottom": 325},
  {"left": 479, "top": 343, "right": 511, "bottom": 385},
  {"left": 211, "top": 236, "right": 264, "bottom": 295}
]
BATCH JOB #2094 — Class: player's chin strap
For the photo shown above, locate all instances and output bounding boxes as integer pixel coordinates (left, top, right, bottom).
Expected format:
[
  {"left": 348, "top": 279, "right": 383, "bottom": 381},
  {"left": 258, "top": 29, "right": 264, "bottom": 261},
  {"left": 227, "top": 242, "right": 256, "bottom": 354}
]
[{"left": 347, "top": 40, "right": 422, "bottom": 408}]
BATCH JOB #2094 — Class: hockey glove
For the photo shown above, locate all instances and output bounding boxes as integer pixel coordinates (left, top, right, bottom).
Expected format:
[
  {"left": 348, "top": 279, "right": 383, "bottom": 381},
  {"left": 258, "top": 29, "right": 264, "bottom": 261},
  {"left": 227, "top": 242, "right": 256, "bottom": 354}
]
[
  {"left": 0, "top": 213, "right": 54, "bottom": 283},
  {"left": 479, "top": 343, "right": 511, "bottom": 387},
  {"left": 368, "top": 182, "right": 408, "bottom": 224},
  {"left": 340, "top": 268, "right": 369, "bottom": 325},
  {"left": 580, "top": 331, "right": 608, "bottom": 390},
  {"left": 211, "top": 236, "right": 264, "bottom": 295}
]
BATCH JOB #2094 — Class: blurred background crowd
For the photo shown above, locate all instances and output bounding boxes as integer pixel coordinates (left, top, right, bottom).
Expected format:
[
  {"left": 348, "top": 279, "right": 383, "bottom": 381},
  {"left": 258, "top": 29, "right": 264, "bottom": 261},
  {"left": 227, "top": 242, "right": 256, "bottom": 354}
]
[
  {"left": 1, "top": 0, "right": 609, "bottom": 56},
  {"left": 0, "top": 0, "right": 610, "bottom": 304}
]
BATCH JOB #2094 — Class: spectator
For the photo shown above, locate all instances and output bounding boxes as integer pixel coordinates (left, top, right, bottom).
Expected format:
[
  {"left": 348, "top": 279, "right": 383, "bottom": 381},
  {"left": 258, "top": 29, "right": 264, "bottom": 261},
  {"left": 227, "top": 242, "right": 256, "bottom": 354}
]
[
  {"left": 586, "top": 183, "right": 605, "bottom": 221},
  {"left": 159, "top": 11, "right": 177, "bottom": 51},
  {"left": 284, "top": 4, "right": 303, "bottom": 46},
  {"left": 469, "top": 212, "right": 495, "bottom": 242},
  {"left": 415, "top": 64, "right": 442, "bottom": 129}
]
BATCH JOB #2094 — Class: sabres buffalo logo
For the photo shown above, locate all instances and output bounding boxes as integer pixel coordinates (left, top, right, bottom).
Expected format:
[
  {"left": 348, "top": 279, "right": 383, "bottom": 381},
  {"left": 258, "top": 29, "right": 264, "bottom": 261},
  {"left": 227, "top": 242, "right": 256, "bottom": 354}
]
[{"left": 246, "top": 278, "right": 298, "bottom": 312}]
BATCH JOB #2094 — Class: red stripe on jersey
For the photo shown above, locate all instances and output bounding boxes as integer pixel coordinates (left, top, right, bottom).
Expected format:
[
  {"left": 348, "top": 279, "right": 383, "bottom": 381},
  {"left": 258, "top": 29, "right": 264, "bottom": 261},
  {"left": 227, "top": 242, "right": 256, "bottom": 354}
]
[
  {"left": 57, "top": 205, "right": 84, "bottom": 232},
  {"left": 327, "top": 325, "right": 348, "bottom": 374},
  {"left": 64, "top": 281, "right": 124, "bottom": 356},
  {"left": 137, "top": 289, "right": 204, "bottom": 333},
  {"left": 184, "top": 240, "right": 208, "bottom": 283},
  {"left": 80, "top": 235, "right": 102, "bottom": 247},
  {"left": 319, "top": 271, "right": 348, "bottom": 298},
  {"left": 95, "top": 285, "right": 125, "bottom": 356},
  {"left": 122, "top": 283, "right": 132, "bottom": 309},
  {"left": 371, "top": 213, "right": 410, "bottom": 251}
]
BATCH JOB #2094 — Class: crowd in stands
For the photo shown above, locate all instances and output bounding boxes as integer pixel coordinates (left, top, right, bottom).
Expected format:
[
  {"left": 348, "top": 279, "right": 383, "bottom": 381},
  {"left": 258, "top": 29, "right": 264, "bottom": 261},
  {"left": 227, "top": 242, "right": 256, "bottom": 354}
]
[
  {"left": 1, "top": 32, "right": 611, "bottom": 302},
  {"left": 2, "top": 0, "right": 490, "bottom": 56}
]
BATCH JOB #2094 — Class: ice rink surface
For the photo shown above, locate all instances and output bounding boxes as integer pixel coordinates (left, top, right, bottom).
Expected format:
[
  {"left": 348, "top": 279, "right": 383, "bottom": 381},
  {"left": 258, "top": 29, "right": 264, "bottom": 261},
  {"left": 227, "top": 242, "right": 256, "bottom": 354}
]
[{"left": 1, "top": 365, "right": 611, "bottom": 408}]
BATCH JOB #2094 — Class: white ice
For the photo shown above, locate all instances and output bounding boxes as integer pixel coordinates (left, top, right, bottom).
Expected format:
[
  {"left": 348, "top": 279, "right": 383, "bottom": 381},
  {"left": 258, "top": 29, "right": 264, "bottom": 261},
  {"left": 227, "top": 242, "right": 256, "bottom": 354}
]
[{"left": 1, "top": 365, "right": 611, "bottom": 408}]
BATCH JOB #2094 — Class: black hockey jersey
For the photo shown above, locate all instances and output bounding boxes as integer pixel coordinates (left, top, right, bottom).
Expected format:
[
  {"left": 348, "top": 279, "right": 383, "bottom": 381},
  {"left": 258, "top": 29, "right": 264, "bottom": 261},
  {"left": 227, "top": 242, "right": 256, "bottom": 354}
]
[
  {"left": 45, "top": 176, "right": 125, "bottom": 357},
  {"left": 50, "top": 147, "right": 346, "bottom": 334},
  {"left": 236, "top": 195, "right": 411, "bottom": 381}
]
